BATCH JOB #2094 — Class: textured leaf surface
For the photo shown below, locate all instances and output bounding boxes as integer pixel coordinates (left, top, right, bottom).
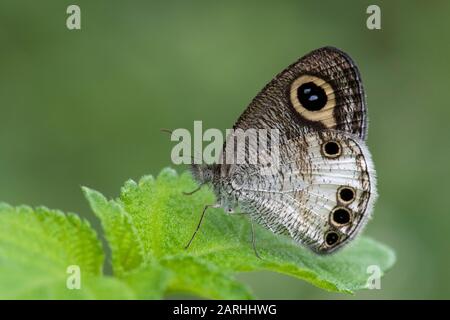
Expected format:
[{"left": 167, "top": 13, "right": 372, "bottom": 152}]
[
  {"left": 85, "top": 173, "right": 252, "bottom": 299},
  {"left": 0, "top": 168, "right": 395, "bottom": 299},
  {"left": 116, "top": 168, "right": 395, "bottom": 295},
  {"left": 83, "top": 188, "right": 145, "bottom": 277},
  {"left": 0, "top": 204, "right": 131, "bottom": 299},
  {"left": 0, "top": 203, "right": 168, "bottom": 299}
]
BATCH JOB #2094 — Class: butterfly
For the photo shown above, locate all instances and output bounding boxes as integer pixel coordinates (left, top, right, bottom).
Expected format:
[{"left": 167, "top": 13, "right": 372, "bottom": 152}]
[{"left": 186, "top": 47, "right": 377, "bottom": 254}]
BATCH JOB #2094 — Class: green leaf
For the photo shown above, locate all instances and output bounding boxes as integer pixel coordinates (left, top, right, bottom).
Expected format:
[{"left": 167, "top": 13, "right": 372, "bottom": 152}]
[
  {"left": 85, "top": 172, "right": 252, "bottom": 299},
  {"left": 83, "top": 187, "right": 171, "bottom": 298},
  {"left": 116, "top": 168, "right": 395, "bottom": 295},
  {"left": 0, "top": 168, "right": 395, "bottom": 299},
  {"left": 0, "top": 203, "right": 134, "bottom": 299},
  {"left": 82, "top": 187, "right": 145, "bottom": 276},
  {"left": 120, "top": 263, "right": 172, "bottom": 299},
  {"left": 161, "top": 255, "right": 253, "bottom": 299}
]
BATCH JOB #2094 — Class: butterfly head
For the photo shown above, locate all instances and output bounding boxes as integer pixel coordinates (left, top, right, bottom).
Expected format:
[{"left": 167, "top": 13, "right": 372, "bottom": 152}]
[{"left": 190, "top": 164, "right": 218, "bottom": 185}]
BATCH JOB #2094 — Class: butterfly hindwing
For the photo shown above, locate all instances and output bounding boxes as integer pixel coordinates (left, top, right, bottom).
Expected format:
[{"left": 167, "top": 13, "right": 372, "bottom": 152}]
[{"left": 229, "top": 130, "right": 376, "bottom": 253}]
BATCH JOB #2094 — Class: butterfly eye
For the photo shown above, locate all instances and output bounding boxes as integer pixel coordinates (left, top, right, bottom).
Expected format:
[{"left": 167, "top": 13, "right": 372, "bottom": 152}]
[
  {"left": 297, "top": 82, "right": 327, "bottom": 111},
  {"left": 322, "top": 140, "right": 341, "bottom": 158},
  {"left": 330, "top": 207, "right": 352, "bottom": 226},
  {"left": 324, "top": 231, "right": 340, "bottom": 247}
]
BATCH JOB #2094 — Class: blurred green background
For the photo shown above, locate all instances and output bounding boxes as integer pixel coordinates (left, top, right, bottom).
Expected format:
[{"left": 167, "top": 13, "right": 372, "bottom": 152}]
[{"left": 1, "top": 0, "right": 449, "bottom": 299}]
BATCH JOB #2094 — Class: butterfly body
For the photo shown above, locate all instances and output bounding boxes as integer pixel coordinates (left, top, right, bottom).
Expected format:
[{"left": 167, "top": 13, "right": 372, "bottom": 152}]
[{"left": 190, "top": 47, "right": 377, "bottom": 254}]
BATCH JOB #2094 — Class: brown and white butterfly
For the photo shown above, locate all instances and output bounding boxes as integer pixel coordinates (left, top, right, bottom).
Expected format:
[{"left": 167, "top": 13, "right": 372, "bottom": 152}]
[{"left": 189, "top": 47, "right": 377, "bottom": 254}]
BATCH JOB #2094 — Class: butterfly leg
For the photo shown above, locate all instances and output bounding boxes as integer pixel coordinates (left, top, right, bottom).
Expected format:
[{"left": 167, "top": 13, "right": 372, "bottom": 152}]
[
  {"left": 251, "top": 221, "right": 262, "bottom": 260},
  {"left": 227, "top": 211, "right": 262, "bottom": 259},
  {"left": 185, "top": 203, "right": 219, "bottom": 250},
  {"left": 182, "top": 183, "right": 205, "bottom": 196}
]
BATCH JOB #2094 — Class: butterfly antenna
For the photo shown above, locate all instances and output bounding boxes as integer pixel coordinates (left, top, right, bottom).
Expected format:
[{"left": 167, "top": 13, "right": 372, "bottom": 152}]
[
  {"left": 160, "top": 128, "right": 205, "bottom": 196},
  {"left": 161, "top": 128, "right": 203, "bottom": 162},
  {"left": 160, "top": 128, "right": 173, "bottom": 135}
]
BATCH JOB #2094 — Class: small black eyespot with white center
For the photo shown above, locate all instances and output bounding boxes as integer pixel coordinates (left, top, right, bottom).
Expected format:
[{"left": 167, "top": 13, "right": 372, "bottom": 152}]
[
  {"left": 297, "top": 82, "right": 327, "bottom": 111},
  {"left": 330, "top": 207, "right": 352, "bottom": 226},
  {"left": 324, "top": 231, "right": 340, "bottom": 247},
  {"left": 338, "top": 186, "right": 356, "bottom": 204},
  {"left": 322, "top": 140, "right": 341, "bottom": 158}
]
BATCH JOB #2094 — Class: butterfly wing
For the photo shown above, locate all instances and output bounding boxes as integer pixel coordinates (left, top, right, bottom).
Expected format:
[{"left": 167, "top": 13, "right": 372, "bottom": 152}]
[
  {"left": 233, "top": 46, "right": 368, "bottom": 140},
  {"left": 220, "top": 47, "right": 375, "bottom": 253},
  {"left": 230, "top": 130, "right": 376, "bottom": 253}
]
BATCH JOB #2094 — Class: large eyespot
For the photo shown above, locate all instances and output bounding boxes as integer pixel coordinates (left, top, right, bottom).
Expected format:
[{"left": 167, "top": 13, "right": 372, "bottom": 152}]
[
  {"left": 290, "top": 75, "right": 336, "bottom": 128},
  {"left": 321, "top": 140, "right": 341, "bottom": 158},
  {"left": 337, "top": 186, "right": 356, "bottom": 204},
  {"left": 330, "top": 207, "right": 352, "bottom": 227},
  {"left": 297, "top": 82, "right": 327, "bottom": 111},
  {"left": 324, "top": 231, "right": 340, "bottom": 247}
]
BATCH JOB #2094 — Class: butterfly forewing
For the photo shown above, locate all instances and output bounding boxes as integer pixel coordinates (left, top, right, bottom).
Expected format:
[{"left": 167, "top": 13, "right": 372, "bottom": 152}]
[{"left": 233, "top": 46, "right": 367, "bottom": 140}]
